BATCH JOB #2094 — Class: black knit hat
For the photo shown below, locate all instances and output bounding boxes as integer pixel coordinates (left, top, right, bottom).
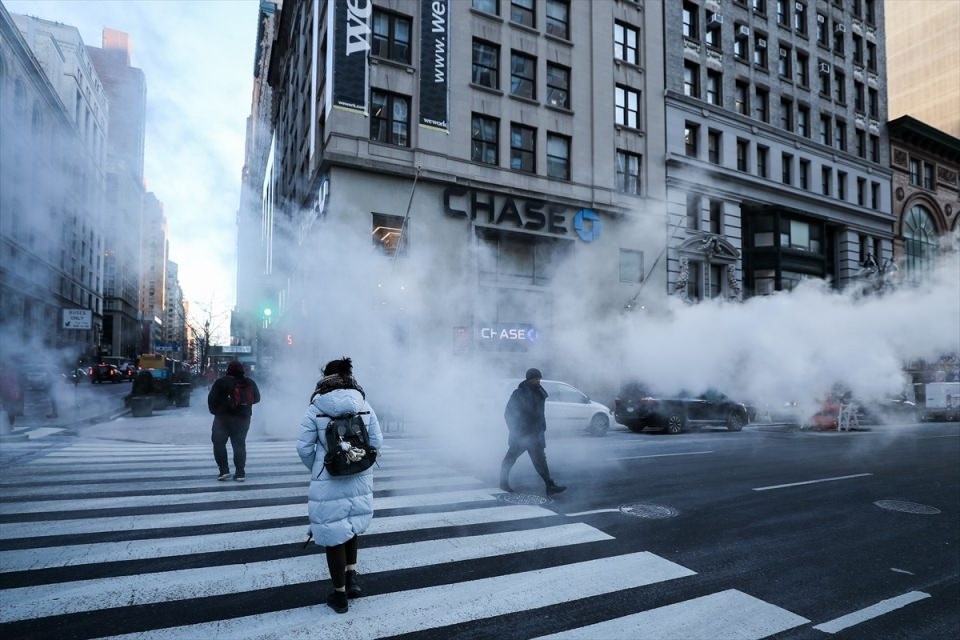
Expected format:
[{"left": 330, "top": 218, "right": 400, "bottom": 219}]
[
  {"left": 312, "top": 357, "right": 365, "bottom": 400},
  {"left": 525, "top": 367, "right": 542, "bottom": 380}
]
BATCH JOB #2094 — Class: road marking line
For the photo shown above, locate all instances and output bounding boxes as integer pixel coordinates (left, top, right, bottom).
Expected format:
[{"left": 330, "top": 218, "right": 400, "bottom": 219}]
[
  {"left": 890, "top": 568, "right": 914, "bottom": 575},
  {"left": 98, "top": 552, "right": 694, "bottom": 639},
  {"left": 534, "top": 589, "right": 808, "bottom": 639},
  {"left": 753, "top": 473, "right": 873, "bottom": 491},
  {"left": 24, "top": 428, "right": 64, "bottom": 439},
  {"left": 566, "top": 508, "right": 621, "bottom": 516},
  {"left": 812, "top": 591, "right": 931, "bottom": 634},
  {"left": 613, "top": 451, "right": 714, "bottom": 461}
]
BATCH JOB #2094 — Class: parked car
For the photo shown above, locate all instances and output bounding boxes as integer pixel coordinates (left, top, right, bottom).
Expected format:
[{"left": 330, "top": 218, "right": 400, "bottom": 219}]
[
  {"left": 615, "top": 385, "right": 749, "bottom": 434},
  {"left": 491, "top": 378, "right": 613, "bottom": 437},
  {"left": 89, "top": 363, "right": 122, "bottom": 384}
]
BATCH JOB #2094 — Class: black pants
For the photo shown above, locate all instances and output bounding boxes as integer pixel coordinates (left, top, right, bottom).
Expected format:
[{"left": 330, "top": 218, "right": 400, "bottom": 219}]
[
  {"left": 501, "top": 432, "right": 552, "bottom": 485},
  {"left": 325, "top": 535, "right": 359, "bottom": 589},
  {"left": 211, "top": 415, "right": 250, "bottom": 475}
]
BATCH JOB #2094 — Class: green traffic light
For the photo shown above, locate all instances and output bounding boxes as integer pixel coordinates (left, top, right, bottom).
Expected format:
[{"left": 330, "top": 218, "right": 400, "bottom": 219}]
[{"left": 263, "top": 308, "right": 272, "bottom": 317}]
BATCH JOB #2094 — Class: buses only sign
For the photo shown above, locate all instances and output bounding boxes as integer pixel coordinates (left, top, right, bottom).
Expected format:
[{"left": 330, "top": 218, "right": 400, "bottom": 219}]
[{"left": 62, "top": 309, "right": 92, "bottom": 330}]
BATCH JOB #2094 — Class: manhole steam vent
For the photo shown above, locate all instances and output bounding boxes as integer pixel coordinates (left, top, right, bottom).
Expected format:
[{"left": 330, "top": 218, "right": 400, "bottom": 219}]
[
  {"left": 874, "top": 500, "right": 941, "bottom": 515},
  {"left": 497, "top": 493, "right": 552, "bottom": 505},
  {"left": 619, "top": 503, "right": 679, "bottom": 519}
]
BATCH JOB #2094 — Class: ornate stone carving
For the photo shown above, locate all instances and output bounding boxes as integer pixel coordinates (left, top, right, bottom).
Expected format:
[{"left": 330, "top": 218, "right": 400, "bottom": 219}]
[
  {"left": 726, "top": 264, "right": 742, "bottom": 301},
  {"left": 674, "top": 257, "right": 690, "bottom": 302},
  {"left": 895, "top": 187, "right": 904, "bottom": 201},
  {"left": 892, "top": 148, "right": 908, "bottom": 168},
  {"left": 937, "top": 166, "right": 957, "bottom": 185}
]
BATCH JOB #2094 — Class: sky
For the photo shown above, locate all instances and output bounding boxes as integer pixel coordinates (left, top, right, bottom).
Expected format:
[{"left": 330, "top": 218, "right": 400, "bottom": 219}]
[{"left": 5, "top": 0, "right": 259, "bottom": 336}]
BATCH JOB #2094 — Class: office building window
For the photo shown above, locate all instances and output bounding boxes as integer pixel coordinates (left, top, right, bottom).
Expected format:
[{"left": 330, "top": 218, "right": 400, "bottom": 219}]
[
  {"left": 782, "top": 152, "right": 793, "bottom": 184},
  {"left": 370, "top": 90, "right": 410, "bottom": 147},
  {"left": 799, "top": 158, "right": 810, "bottom": 189},
  {"left": 777, "top": 0, "right": 789, "bottom": 25},
  {"left": 857, "top": 177, "right": 866, "bottom": 205},
  {"left": 546, "top": 0, "right": 569, "bottom": 39},
  {"left": 866, "top": 42, "right": 877, "bottom": 71},
  {"left": 615, "top": 150, "right": 642, "bottom": 194},
  {"left": 683, "top": 2, "right": 700, "bottom": 39},
  {"left": 756, "top": 87, "right": 769, "bottom": 122},
  {"left": 546, "top": 133, "right": 570, "bottom": 179},
  {"left": 472, "top": 40, "right": 500, "bottom": 88},
  {"left": 734, "top": 25, "right": 749, "bottom": 60},
  {"left": 735, "top": 80, "right": 749, "bottom": 115},
  {"left": 868, "top": 88, "right": 878, "bottom": 118},
  {"left": 835, "top": 70, "right": 845, "bottom": 103},
  {"left": 687, "top": 193, "right": 701, "bottom": 230},
  {"left": 510, "top": 51, "right": 536, "bottom": 99},
  {"left": 619, "top": 249, "right": 644, "bottom": 283},
  {"left": 855, "top": 129, "right": 866, "bottom": 157},
  {"left": 754, "top": 33, "right": 768, "bottom": 67},
  {"left": 819, "top": 64, "right": 830, "bottom": 96},
  {"left": 685, "top": 122, "right": 699, "bottom": 157},
  {"left": 546, "top": 63, "right": 570, "bottom": 109},
  {"left": 737, "top": 138, "right": 749, "bottom": 171},
  {"left": 473, "top": 0, "right": 499, "bottom": 14},
  {"left": 819, "top": 113, "right": 831, "bottom": 145},
  {"left": 821, "top": 166, "right": 832, "bottom": 195},
  {"left": 904, "top": 205, "right": 937, "bottom": 276},
  {"left": 471, "top": 113, "right": 499, "bottom": 165},
  {"left": 837, "top": 170, "right": 847, "bottom": 200},
  {"left": 709, "top": 200, "right": 723, "bottom": 234},
  {"left": 753, "top": 0, "right": 767, "bottom": 13},
  {"left": 794, "top": 2, "right": 807, "bottom": 33},
  {"left": 778, "top": 45, "right": 791, "bottom": 78},
  {"left": 757, "top": 145, "right": 769, "bottom": 178},
  {"left": 708, "top": 129, "right": 721, "bottom": 164},
  {"left": 853, "top": 34, "right": 863, "bottom": 64},
  {"left": 372, "top": 9, "right": 412, "bottom": 64},
  {"left": 687, "top": 262, "right": 703, "bottom": 302},
  {"left": 706, "top": 71, "right": 722, "bottom": 106},
  {"left": 616, "top": 85, "right": 641, "bottom": 128},
  {"left": 796, "top": 51, "right": 809, "bottom": 86},
  {"left": 705, "top": 11, "right": 722, "bottom": 47},
  {"left": 816, "top": 13, "right": 828, "bottom": 46},
  {"left": 780, "top": 97, "right": 793, "bottom": 131},
  {"left": 614, "top": 21, "right": 639, "bottom": 64},
  {"left": 684, "top": 61, "right": 700, "bottom": 98},
  {"left": 511, "top": 0, "right": 535, "bottom": 28},
  {"left": 854, "top": 81, "right": 865, "bottom": 112},
  {"left": 833, "top": 26, "right": 845, "bottom": 55},
  {"left": 510, "top": 123, "right": 536, "bottom": 172},
  {"left": 834, "top": 119, "right": 846, "bottom": 151},
  {"left": 865, "top": 0, "right": 876, "bottom": 25},
  {"left": 870, "top": 181, "right": 880, "bottom": 209},
  {"left": 709, "top": 264, "right": 724, "bottom": 298},
  {"left": 869, "top": 134, "right": 880, "bottom": 162}
]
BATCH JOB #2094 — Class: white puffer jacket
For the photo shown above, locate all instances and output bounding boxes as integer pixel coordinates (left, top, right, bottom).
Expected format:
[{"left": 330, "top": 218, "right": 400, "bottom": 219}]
[{"left": 296, "top": 388, "right": 383, "bottom": 547}]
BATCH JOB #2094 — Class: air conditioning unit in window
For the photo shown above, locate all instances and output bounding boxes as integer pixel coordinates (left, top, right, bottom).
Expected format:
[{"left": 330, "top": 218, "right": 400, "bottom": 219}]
[
  {"left": 708, "top": 13, "right": 724, "bottom": 26},
  {"left": 779, "top": 47, "right": 788, "bottom": 57},
  {"left": 757, "top": 38, "right": 767, "bottom": 48},
  {"left": 737, "top": 25, "right": 750, "bottom": 37},
  {"left": 816, "top": 14, "right": 825, "bottom": 23},
  {"left": 818, "top": 61, "right": 831, "bottom": 74},
  {"left": 795, "top": 2, "right": 804, "bottom": 10},
  {"left": 835, "top": 23, "right": 846, "bottom": 32}
]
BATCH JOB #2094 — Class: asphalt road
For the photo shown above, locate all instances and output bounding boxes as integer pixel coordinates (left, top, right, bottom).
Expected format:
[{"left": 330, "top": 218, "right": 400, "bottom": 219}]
[{"left": 0, "top": 406, "right": 956, "bottom": 639}]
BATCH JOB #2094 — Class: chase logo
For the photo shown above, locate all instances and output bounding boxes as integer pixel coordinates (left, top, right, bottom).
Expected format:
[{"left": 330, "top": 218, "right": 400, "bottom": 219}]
[{"left": 573, "top": 209, "right": 601, "bottom": 242}]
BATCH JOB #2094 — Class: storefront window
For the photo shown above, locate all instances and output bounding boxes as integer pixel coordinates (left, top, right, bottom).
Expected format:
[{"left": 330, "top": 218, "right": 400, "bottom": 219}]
[
  {"left": 372, "top": 213, "right": 407, "bottom": 256},
  {"left": 619, "top": 249, "right": 644, "bottom": 283},
  {"left": 477, "top": 230, "right": 568, "bottom": 286},
  {"left": 753, "top": 269, "right": 776, "bottom": 295}
]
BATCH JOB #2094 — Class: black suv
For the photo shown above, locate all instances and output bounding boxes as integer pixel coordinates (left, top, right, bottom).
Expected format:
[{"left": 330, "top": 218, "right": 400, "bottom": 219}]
[
  {"left": 615, "top": 385, "right": 749, "bottom": 434},
  {"left": 90, "top": 363, "right": 122, "bottom": 384}
]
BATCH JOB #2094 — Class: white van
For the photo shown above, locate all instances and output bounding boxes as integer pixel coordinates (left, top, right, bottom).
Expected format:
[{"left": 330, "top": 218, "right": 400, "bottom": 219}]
[{"left": 923, "top": 382, "right": 960, "bottom": 421}]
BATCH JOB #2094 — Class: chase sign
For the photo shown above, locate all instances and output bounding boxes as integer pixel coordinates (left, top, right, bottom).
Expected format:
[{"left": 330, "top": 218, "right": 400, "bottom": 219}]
[{"left": 443, "top": 186, "right": 601, "bottom": 242}]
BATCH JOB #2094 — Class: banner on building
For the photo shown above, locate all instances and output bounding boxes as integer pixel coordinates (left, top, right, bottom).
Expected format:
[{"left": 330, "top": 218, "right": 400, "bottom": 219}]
[
  {"left": 330, "top": 0, "right": 370, "bottom": 113},
  {"left": 419, "top": 0, "right": 449, "bottom": 131}
]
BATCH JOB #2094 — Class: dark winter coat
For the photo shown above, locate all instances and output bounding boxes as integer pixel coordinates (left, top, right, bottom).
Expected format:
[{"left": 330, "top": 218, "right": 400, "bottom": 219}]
[
  {"left": 504, "top": 380, "right": 548, "bottom": 440},
  {"left": 207, "top": 374, "right": 261, "bottom": 417}
]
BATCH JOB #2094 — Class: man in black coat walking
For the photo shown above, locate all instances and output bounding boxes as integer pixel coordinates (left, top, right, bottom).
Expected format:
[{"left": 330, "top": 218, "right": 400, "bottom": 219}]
[
  {"left": 207, "top": 360, "right": 261, "bottom": 481},
  {"left": 500, "top": 368, "right": 566, "bottom": 496}
]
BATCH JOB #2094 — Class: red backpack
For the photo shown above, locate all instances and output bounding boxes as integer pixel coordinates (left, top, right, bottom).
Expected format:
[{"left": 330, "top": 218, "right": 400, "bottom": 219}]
[{"left": 228, "top": 379, "right": 256, "bottom": 410}]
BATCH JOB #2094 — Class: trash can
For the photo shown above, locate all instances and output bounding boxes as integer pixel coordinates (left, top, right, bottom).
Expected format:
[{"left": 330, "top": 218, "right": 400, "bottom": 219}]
[
  {"left": 130, "top": 396, "right": 153, "bottom": 418},
  {"left": 172, "top": 383, "right": 191, "bottom": 407}
]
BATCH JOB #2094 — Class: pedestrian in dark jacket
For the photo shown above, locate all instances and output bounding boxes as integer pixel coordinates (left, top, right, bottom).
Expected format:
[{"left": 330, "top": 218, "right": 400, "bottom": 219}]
[
  {"left": 500, "top": 368, "right": 566, "bottom": 496},
  {"left": 207, "top": 360, "right": 260, "bottom": 481},
  {"left": 296, "top": 357, "right": 383, "bottom": 614}
]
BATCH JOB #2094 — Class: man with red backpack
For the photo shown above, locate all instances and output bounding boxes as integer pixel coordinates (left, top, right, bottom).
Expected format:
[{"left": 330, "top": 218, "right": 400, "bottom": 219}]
[{"left": 207, "top": 360, "right": 261, "bottom": 481}]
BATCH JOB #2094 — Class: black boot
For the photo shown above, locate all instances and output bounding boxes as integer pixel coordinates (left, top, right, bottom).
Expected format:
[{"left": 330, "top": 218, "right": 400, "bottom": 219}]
[
  {"left": 546, "top": 480, "right": 566, "bottom": 496},
  {"left": 345, "top": 570, "right": 363, "bottom": 598},
  {"left": 326, "top": 590, "right": 348, "bottom": 613}
]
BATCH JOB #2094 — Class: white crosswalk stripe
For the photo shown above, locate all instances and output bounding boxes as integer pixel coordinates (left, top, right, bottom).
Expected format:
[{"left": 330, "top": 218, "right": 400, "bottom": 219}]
[{"left": 0, "top": 441, "right": 810, "bottom": 639}]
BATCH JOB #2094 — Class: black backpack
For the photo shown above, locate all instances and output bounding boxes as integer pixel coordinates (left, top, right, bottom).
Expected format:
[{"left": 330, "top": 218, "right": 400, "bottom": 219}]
[
  {"left": 228, "top": 379, "right": 256, "bottom": 410},
  {"left": 319, "top": 411, "right": 377, "bottom": 476}
]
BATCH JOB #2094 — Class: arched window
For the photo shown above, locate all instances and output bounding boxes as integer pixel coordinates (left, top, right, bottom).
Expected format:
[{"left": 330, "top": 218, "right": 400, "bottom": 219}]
[{"left": 904, "top": 205, "right": 938, "bottom": 278}]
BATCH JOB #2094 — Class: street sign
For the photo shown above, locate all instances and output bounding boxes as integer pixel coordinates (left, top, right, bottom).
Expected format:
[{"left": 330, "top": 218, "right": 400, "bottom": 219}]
[
  {"left": 62, "top": 309, "right": 92, "bottom": 330},
  {"left": 220, "top": 345, "right": 253, "bottom": 354}
]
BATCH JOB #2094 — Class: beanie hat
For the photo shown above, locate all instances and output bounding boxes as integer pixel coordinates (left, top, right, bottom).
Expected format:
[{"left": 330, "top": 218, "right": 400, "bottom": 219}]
[
  {"left": 525, "top": 367, "right": 542, "bottom": 380},
  {"left": 312, "top": 357, "right": 365, "bottom": 400},
  {"left": 226, "top": 360, "right": 245, "bottom": 377}
]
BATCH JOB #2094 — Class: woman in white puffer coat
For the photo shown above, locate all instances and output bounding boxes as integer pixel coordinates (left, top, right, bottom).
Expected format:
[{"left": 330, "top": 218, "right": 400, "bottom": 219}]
[{"left": 296, "top": 357, "right": 383, "bottom": 614}]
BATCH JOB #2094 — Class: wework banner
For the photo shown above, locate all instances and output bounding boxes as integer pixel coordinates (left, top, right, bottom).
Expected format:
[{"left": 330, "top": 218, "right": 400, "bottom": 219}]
[
  {"left": 419, "top": 0, "right": 449, "bottom": 130},
  {"left": 331, "top": 0, "right": 370, "bottom": 112}
]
